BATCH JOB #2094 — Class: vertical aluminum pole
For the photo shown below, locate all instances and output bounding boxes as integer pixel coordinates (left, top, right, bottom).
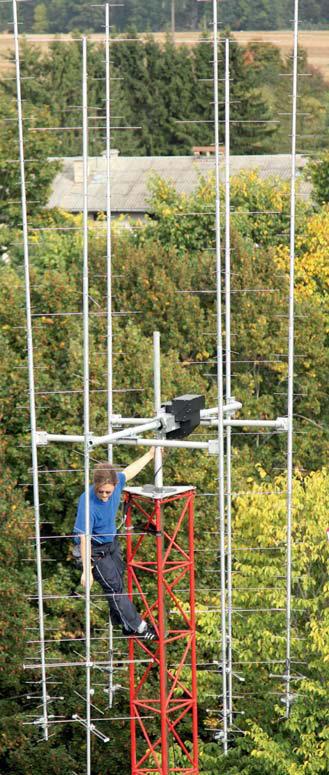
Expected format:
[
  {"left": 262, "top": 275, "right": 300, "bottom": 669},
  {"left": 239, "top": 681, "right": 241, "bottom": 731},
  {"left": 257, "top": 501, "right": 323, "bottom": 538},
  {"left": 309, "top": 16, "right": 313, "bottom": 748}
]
[
  {"left": 212, "top": 0, "right": 228, "bottom": 752},
  {"left": 82, "top": 36, "right": 92, "bottom": 775},
  {"left": 105, "top": 1, "right": 115, "bottom": 711},
  {"left": 108, "top": 614, "right": 114, "bottom": 709},
  {"left": 171, "top": 0, "right": 175, "bottom": 38},
  {"left": 224, "top": 36, "right": 233, "bottom": 729},
  {"left": 153, "top": 331, "right": 163, "bottom": 488},
  {"left": 286, "top": 0, "right": 299, "bottom": 719},
  {"left": 12, "top": 0, "right": 49, "bottom": 741},
  {"left": 105, "top": 2, "right": 113, "bottom": 466},
  {"left": 154, "top": 333, "right": 167, "bottom": 772}
]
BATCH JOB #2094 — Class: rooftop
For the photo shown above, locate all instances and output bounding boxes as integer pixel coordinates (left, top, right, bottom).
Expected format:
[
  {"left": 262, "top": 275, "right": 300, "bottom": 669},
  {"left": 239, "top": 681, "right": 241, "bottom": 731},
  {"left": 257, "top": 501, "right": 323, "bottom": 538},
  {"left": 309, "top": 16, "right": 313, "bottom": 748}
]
[{"left": 48, "top": 153, "right": 311, "bottom": 214}]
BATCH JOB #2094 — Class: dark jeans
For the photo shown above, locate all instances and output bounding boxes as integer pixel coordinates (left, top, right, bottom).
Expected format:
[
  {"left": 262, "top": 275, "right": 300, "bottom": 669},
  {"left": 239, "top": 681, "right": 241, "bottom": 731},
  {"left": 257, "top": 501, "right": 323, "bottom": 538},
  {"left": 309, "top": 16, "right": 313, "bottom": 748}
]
[{"left": 92, "top": 537, "right": 141, "bottom": 632}]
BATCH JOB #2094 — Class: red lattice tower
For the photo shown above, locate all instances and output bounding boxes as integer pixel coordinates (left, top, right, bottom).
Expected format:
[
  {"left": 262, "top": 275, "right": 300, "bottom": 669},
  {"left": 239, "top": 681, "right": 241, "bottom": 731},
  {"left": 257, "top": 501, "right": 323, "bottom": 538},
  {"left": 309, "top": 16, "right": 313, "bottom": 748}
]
[{"left": 124, "top": 485, "right": 199, "bottom": 775}]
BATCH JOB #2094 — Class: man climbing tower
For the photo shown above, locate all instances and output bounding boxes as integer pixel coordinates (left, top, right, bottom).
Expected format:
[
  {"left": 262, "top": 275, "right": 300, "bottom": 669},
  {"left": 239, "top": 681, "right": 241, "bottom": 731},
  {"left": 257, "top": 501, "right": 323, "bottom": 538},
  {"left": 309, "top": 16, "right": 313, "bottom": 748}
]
[{"left": 74, "top": 448, "right": 157, "bottom": 640}]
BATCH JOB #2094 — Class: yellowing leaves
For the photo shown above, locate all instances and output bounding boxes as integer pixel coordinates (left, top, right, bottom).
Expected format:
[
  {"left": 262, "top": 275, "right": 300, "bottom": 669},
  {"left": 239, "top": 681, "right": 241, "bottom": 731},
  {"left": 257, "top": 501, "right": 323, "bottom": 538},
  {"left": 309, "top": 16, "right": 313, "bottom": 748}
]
[
  {"left": 40, "top": 316, "right": 54, "bottom": 325},
  {"left": 274, "top": 206, "right": 329, "bottom": 303}
]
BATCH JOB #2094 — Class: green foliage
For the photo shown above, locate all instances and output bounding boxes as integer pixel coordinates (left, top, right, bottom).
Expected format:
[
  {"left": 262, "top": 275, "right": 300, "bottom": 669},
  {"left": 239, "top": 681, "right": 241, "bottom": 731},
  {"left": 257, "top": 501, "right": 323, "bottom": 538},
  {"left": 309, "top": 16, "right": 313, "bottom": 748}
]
[
  {"left": 135, "top": 173, "right": 329, "bottom": 473},
  {"left": 139, "top": 169, "right": 309, "bottom": 254},
  {"left": 306, "top": 151, "right": 329, "bottom": 205},
  {"left": 221, "top": 0, "right": 286, "bottom": 31},
  {"left": 2, "top": 34, "right": 328, "bottom": 159},
  {"left": 1, "top": 35, "right": 280, "bottom": 158},
  {"left": 2, "top": 0, "right": 329, "bottom": 33},
  {"left": 194, "top": 468, "right": 329, "bottom": 774},
  {"left": 245, "top": 43, "right": 329, "bottom": 155},
  {"left": 32, "top": 4, "right": 49, "bottom": 34},
  {"left": 1, "top": 39, "right": 139, "bottom": 158},
  {"left": 0, "top": 94, "right": 60, "bottom": 226},
  {"left": 1, "top": 129, "right": 329, "bottom": 770}
]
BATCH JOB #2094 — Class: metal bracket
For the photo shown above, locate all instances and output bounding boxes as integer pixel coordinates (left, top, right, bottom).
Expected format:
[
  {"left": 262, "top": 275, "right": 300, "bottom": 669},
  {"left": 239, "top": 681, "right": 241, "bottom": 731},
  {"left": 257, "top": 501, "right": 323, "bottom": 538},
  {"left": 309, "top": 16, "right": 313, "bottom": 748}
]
[
  {"left": 208, "top": 439, "right": 219, "bottom": 455},
  {"left": 110, "top": 414, "right": 122, "bottom": 424},
  {"left": 35, "top": 431, "right": 48, "bottom": 447},
  {"left": 72, "top": 714, "right": 110, "bottom": 743},
  {"left": 32, "top": 715, "right": 46, "bottom": 726},
  {"left": 231, "top": 671, "right": 245, "bottom": 683},
  {"left": 277, "top": 416, "right": 289, "bottom": 431},
  {"left": 158, "top": 409, "right": 180, "bottom": 436},
  {"left": 87, "top": 433, "right": 95, "bottom": 448},
  {"left": 103, "top": 683, "right": 124, "bottom": 696},
  {"left": 280, "top": 693, "right": 298, "bottom": 705},
  {"left": 226, "top": 396, "right": 240, "bottom": 415}
]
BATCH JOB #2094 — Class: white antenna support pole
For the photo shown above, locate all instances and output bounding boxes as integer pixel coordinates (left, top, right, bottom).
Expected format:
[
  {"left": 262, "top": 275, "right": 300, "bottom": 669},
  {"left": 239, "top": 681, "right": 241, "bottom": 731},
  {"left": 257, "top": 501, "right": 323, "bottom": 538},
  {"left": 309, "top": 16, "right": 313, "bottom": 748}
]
[
  {"left": 224, "top": 35, "right": 233, "bottom": 729},
  {"left": 212, "top": 0, "right": 228, "bottom": 752},
  {"left": 286, "top": 0, "right": 299, "bottom": 719},
  {"left": 105, "top": 1, "right": 115, "bottom": 713},
  {"left": 105, "top": 2, "right": 113, "bottom": 467},
  {"left": 82, "top": 36, "right": 92, "bottom": 775},
  {"left": 171, "top": 0, "right": 175, "bottom": 38},
  {"left": 12, "top": 0, "right": 49, "bottom": 741},
  {"left": 153, "top": 331, "right": 163, "bottom": 487}
]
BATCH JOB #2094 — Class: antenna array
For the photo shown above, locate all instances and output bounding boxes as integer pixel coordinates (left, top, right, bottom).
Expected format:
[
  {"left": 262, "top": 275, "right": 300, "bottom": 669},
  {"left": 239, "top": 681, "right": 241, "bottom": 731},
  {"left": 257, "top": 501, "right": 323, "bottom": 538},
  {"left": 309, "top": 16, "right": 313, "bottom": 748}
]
[{"left": 4, "top": 0, "right": 309, "bottom": 771}]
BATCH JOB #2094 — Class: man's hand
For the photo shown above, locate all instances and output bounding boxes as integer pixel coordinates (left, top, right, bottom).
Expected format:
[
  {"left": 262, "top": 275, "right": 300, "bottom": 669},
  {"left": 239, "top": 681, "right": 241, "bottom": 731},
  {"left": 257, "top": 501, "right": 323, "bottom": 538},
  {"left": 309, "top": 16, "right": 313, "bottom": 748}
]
[
  {"left": 80, "top": 569, "right": 94, "bottom": 589},
  {"left": 123, "top": 446, "right": 156, "bottom": 481}
]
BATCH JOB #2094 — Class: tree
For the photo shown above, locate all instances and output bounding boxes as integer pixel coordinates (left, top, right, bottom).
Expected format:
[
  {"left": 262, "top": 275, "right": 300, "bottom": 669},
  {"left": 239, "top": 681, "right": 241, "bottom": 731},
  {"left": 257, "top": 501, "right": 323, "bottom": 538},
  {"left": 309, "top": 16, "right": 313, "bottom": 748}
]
[
  {"left": 37, "top": 0, "right": 104, "bottom": 33},
  {"left": 0, "top": 94, "right": 59, "bottom": 226},
  {"left": 3, "top": 0, "right": 329, "bottom": 33},
  {"left": 244, "top": 42, "right": 329, "bottom": 155},
  {"left": 220, "top": 0, "right": 287, "bottom": 31},
  {"left": 155, "top": 38, "right": 195, "bottom": 154},
  {"left": 189, "top": 37, "right": 214, "bottom": 148},
  {"left": 194, "top": 468, "right": 329, "bottom": 774},
  {"left": 32, "top": 3, "right": 49, "bottom": 33},
  {"left": 1, "top": 34, "right": 280, "bottom": 158},
  {"left": 306, "top": 152, "right": 329, "bottom": 205},
  {"left": 1, "top": 144, "right": 329, "bottom": 772},
  {"left": 2, "top": 39, "right": 139, "bottom": 158},
  {"left": 228, "top": 39, "right": 277, "bottom": 155},
  {"left": 111, "top": 34, "right": 195, "bottom": 155},
  {"left": 135, "top": 172, "right": 329, "bottom": 471}
]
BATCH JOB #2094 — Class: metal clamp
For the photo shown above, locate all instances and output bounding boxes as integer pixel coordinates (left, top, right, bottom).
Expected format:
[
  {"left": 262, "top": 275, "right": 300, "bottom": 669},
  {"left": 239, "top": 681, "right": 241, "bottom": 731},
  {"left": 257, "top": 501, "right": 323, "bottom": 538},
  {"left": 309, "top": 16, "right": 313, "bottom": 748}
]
[
  {"left": 276, "top": 417, "right": 289, "bottom": 431},
  {"left": 35, "top": 431, "right": 48, "bottom": 446}
]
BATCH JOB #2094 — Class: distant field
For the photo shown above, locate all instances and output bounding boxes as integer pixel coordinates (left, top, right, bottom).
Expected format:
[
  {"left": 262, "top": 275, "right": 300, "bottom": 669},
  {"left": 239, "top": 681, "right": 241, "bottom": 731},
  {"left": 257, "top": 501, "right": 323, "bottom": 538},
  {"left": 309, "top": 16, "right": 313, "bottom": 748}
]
[{"left": 1, "top": 30, "right": 329, "bottom": 81}]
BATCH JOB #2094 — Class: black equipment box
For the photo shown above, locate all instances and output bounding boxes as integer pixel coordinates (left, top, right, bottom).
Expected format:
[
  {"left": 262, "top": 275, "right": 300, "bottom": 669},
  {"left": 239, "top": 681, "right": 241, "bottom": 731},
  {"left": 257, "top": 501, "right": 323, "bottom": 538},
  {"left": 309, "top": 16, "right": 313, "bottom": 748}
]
[{"left": 163, "top": 394, "right": 205, "bottom": 439}]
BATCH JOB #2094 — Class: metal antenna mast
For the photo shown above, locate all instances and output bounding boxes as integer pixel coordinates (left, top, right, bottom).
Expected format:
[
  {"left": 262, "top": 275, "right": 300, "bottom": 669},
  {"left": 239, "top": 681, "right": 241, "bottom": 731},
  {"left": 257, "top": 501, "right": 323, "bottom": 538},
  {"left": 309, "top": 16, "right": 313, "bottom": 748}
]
[
  {"left": 171, "top": 0, "right": 176, "bottom": 38},
  {"left": 212, "top": 0, "right": 228, "bottom": 752},
  {"left": 12, "top": 0, "right": 49, "bottom": 742},
  {"left": 105, "top": 1, "right": 115, "bottom": 711},
  {"left": 224, "top": 35, "right": 233, "bottom": 729},
  {"left": 105, "top": 1, "right": 113, "bottom": 466},
  {"left": 153, "top": 331, "right": 163, "bottom": 488},
  {"left": 10, "top": 1, "right": 306, "bottom": 766},
  {"left": 286, "top": 0, "right": 299, "bottom": 719},
  {"left": 82, "top": 35, "right": 92, "bottom": 775}
]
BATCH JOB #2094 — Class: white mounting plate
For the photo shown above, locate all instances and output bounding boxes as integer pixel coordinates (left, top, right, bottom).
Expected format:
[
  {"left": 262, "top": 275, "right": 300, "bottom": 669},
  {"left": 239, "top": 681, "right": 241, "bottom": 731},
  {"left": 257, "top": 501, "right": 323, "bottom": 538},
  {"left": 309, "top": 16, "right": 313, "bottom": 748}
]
[{"left": 124, "top": 484, "right": 195, "bottom": 500}]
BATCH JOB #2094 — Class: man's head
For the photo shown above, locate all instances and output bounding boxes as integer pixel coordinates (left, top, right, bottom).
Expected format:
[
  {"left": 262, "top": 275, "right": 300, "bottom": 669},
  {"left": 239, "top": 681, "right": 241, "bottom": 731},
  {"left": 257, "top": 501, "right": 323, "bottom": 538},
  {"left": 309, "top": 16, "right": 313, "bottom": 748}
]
[{"left": 93, "top": 462, "right": 118, "bottom": 502}]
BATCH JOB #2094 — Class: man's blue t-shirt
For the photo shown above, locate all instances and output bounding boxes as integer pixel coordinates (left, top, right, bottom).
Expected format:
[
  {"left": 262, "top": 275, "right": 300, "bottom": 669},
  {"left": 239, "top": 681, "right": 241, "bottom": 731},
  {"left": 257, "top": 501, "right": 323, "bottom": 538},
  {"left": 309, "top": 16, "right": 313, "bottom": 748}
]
[{"left": 74, "top": 472, "right": 126, "bottom": 544}]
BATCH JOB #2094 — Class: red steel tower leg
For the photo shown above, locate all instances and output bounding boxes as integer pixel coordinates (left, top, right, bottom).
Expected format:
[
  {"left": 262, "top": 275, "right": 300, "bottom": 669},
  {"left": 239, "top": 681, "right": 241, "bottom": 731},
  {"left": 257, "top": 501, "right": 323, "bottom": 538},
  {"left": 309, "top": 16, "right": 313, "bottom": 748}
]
[
  {"left": 188, "top": 494, "right": 198, "bottom": 766},
  {"left": 156, "top": 498, "right": 169, "bottom": 773},
  {"left": 125, "top": 486, "right": 199, "bottom": 775}
]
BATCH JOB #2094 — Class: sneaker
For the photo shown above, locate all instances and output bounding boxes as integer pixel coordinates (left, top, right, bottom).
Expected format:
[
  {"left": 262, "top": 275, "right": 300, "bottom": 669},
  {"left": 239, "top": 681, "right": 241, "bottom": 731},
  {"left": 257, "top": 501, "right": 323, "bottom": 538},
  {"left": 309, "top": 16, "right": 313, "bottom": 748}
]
[
  {"left": 122, "top": 623, "right": 157, "bottom": 641},
  {"left": 140, "top": 623, "right": 157, "bottom": 641}
]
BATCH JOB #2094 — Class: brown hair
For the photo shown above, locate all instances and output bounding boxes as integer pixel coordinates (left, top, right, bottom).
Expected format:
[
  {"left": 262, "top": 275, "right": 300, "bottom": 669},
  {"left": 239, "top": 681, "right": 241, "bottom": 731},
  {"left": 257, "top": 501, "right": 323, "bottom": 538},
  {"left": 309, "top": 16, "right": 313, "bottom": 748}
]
[{"left": 93, "top": 462, "right": 118, "bottom": 490}]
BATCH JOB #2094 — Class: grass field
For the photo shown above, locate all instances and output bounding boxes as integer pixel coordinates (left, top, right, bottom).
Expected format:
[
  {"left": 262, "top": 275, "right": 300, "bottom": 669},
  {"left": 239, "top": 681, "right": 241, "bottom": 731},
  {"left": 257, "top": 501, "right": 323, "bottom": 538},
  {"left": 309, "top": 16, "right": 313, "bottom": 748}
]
[{"left": 1, "top": 30, "right": 329, "bottom": 81}]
